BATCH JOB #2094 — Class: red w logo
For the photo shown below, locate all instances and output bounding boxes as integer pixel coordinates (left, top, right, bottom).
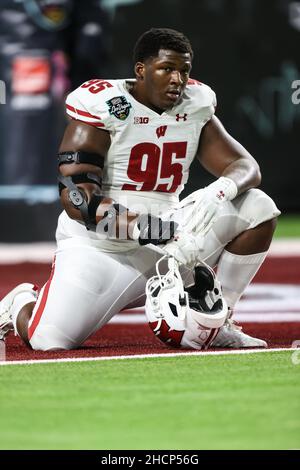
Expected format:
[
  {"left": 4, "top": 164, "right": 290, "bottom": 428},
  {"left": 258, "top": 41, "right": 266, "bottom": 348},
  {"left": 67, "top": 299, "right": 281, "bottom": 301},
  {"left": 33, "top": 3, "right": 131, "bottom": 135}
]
[
  {"left": 176, "top": 113, "right": 187, "bottom": 121},
  {"left": 149, "top": 320, "right": 184, "bottom": 348},
  {"left": 156, "top": 125, "right": 167, "bottom": 138}
]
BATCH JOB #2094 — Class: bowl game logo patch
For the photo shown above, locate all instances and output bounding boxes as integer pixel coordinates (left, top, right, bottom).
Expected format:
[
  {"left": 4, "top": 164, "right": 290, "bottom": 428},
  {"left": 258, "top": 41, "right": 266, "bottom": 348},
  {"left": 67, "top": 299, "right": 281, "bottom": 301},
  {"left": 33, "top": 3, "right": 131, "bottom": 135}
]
[{"left": 106, "top": 96, "right": 132, "bottom": 120}]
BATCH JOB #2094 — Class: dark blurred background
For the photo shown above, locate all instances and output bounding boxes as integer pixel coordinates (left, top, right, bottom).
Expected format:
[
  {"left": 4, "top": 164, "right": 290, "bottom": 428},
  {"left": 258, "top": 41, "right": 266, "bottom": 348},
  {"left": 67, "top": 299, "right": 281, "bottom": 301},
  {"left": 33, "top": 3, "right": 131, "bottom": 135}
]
[{"left": 0, "top": 0, "right": 299, "bottom": 241}]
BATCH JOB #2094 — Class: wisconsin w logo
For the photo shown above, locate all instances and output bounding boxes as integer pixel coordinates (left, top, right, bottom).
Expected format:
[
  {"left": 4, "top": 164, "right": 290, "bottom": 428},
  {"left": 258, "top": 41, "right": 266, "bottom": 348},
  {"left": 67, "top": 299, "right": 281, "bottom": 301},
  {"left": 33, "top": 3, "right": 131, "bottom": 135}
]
[
  {"left": 156, "top": 125, "right": 167, "bottom": 138},
  {"left": 149, "top": 319, "right": 184, "bottom": 348}
]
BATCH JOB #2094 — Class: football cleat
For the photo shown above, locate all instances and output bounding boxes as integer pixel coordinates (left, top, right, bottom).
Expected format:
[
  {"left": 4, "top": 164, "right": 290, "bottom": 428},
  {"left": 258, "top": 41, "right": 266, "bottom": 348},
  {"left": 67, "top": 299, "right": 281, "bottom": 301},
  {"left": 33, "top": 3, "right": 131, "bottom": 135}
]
[
  {"left": 0, "top": 283, "right": 38, "bottom": 340},
  {"left": 145, "top": 256, "right": 228, "bottom": 350},
  {"left": 211, "top": 319, "right": 268, "bottom": 348}
]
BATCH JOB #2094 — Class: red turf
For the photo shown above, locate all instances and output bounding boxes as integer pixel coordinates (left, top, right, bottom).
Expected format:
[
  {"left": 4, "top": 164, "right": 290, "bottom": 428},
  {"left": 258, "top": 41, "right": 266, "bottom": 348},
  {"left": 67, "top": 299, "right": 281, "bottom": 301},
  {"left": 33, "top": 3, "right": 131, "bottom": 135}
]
[
  {"left": 1, "top": 256, "right": 300, "bottom": 362},
  {"left": 4, "top": 322, "right": 300, "bottom": 362}
]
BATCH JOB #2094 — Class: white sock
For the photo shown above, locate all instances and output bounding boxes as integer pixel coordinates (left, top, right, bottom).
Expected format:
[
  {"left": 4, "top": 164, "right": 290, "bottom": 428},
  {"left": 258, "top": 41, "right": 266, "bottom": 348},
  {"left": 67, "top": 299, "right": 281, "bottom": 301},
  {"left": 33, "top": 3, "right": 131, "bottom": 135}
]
[
  {"left": 216, "top": 250, "right": 268, "bottom": 310},
  {"left": 11, "top": 292, "right": 37, "bottom": 335}
]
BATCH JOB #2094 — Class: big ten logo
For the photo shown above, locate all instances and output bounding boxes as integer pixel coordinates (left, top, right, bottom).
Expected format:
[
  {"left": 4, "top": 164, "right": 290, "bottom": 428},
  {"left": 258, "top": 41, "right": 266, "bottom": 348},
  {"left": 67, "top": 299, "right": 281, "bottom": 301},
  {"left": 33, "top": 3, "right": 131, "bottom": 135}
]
[
  {"left": 0, "top": 80, "right": 6, "bottom": 104},
  {"left": 134, "top": 116, "right": 149, "bottom": 124},
  {"left": 291, "top": 340, "right": 300, "bottom": 365},
  {"left": 291, "top": 80, "right": 300, "bottom": 105},
  {"left": 0, "top": 340, "right": 6, "bottom": 361}
]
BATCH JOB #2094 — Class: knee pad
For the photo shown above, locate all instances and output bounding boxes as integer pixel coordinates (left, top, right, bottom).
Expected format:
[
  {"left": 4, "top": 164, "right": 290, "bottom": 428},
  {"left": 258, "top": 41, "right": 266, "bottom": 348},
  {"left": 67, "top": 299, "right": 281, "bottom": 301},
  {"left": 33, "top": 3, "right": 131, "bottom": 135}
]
[
  {"left": 238, "top": 189, "right": 281, "bottom": 229},
  {"left": 29, "top": 324, "right": 80, "bottom": 351}
]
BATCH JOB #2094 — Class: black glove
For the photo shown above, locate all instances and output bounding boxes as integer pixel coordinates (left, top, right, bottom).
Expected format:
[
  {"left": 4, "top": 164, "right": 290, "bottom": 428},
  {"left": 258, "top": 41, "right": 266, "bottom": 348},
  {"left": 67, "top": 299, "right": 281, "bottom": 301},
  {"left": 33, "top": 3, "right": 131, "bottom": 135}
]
[{"left": 136, "top": 214, "right": 178, "bottom": 246}]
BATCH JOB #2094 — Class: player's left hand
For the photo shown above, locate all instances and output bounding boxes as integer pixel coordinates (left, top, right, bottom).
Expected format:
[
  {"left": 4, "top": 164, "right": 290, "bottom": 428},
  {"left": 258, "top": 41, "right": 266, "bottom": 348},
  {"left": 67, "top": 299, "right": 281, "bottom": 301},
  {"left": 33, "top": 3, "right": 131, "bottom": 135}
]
[
  {"left": 185, "top": 176, "right": 238, "bottom": 233},
  {"left": 162, "top": 231, "right": 204, "bottom": 267}
]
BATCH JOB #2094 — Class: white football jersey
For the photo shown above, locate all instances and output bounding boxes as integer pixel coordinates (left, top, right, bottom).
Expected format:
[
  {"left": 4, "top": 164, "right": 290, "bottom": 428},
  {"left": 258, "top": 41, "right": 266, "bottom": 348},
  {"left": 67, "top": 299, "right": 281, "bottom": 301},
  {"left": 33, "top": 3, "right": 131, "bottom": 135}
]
[{"left": 65, "top": 78, "right": 216, "bottom": 216}]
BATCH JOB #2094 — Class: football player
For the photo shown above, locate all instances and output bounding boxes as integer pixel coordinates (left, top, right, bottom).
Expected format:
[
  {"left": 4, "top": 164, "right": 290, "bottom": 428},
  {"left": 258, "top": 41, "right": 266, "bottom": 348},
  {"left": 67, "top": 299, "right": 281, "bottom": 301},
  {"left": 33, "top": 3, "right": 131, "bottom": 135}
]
[{"left": 0, "top": 28, "right": 280, "bottom": 351}]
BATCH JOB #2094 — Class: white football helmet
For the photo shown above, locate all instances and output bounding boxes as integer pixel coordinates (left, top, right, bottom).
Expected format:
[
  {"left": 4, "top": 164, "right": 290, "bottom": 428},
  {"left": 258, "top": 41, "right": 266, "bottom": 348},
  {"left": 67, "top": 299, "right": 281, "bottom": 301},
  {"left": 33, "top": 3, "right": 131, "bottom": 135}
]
[{"left": 145, "top": 256, "right": 228, "bottom": 350}]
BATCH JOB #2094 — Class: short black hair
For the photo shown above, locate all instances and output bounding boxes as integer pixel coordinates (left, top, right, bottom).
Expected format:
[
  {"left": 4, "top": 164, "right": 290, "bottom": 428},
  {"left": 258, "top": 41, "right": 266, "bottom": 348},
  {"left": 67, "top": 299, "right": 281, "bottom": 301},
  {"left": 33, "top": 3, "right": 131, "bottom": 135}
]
[{"left": 133, "top": 28, "right": 193, "bottom": 63}]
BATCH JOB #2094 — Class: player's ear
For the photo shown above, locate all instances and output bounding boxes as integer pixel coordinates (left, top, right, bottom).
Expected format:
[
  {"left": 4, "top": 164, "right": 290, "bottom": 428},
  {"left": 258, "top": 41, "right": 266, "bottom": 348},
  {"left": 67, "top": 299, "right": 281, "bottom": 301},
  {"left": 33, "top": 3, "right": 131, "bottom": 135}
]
[{"left": 135, "top": 62, "right": 145, "bottom": 81}]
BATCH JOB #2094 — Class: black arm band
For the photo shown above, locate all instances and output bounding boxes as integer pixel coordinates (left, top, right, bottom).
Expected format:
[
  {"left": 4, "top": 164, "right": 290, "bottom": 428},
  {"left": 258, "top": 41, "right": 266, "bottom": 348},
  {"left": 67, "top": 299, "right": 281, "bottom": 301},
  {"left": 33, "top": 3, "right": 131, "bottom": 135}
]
[
  {"left": 58, "top": 151, "right": 104, "bottom": 169},
  {"left": 58, "top": 172, "right": 102, "bottom": 195},
  {"left": 58, "top": 174, "right": 104, "bottom": 231}
]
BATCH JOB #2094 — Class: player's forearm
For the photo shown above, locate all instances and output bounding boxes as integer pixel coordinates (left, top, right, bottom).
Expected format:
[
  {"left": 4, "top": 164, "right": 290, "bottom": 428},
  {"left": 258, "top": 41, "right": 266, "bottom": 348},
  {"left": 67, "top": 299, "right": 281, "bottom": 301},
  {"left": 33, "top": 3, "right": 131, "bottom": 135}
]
[
  {"left": 221, "top": 157, "right": 261, "bottom": 195},
  {"left": 61, "top": 187, "right": 178, "bottom": 245}
]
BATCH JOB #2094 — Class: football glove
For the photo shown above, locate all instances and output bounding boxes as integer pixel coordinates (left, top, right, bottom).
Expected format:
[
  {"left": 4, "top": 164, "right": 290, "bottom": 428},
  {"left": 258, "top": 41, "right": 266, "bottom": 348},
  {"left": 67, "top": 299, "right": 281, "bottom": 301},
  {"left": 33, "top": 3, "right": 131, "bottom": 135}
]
[
  {"left": 184, "top": 176, "right": 238, "bottom": 233},
  {"left": 162, "top": 231, "right": 204, "bottom": 267},
  {"left": 132, "top": 214, "right": 178, "bottom": 246}
]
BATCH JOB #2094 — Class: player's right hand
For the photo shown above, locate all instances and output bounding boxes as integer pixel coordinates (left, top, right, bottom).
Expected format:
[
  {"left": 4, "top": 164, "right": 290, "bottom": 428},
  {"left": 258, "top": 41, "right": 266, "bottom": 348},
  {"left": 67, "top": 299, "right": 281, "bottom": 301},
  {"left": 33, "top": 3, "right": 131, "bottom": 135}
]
[{"left": 132, "top": 214, "right": 178, "bottom": 246}]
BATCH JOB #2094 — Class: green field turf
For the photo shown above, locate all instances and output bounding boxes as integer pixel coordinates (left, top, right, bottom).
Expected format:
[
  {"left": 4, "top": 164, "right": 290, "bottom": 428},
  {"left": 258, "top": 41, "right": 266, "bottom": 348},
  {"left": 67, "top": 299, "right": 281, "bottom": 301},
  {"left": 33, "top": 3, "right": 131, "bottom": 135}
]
[
  {"left": 0, "top": 351, "right": 299, "bottom": 450},
  {"left": 275, "top": 215, "right": 300, "bottom": 238}
]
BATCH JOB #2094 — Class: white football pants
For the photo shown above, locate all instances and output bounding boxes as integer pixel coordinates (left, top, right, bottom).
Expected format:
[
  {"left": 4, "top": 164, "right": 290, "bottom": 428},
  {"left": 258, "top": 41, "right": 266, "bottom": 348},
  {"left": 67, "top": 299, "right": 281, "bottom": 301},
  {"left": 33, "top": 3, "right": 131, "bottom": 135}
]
[{"left": 29, "top": 188, "right": 279, "bottom": 350}]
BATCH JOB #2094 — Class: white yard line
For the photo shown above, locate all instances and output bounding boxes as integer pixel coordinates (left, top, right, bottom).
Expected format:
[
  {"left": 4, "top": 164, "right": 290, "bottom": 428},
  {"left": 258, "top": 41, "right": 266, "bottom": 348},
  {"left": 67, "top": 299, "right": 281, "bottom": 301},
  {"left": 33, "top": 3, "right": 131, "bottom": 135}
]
[
  {"left": 0, "top": 347, "right": 297, "bottom": 366},
  {"left": 0, "top": 239, "right": 300, "bottom": 263}
]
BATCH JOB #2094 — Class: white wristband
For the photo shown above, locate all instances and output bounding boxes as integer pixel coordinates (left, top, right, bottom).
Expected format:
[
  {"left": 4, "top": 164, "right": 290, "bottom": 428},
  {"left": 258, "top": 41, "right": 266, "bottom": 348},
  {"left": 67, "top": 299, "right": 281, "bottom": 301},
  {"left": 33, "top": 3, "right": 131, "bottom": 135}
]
[{"left": 208, "top": 176, "right": 238, "bottom": 202}]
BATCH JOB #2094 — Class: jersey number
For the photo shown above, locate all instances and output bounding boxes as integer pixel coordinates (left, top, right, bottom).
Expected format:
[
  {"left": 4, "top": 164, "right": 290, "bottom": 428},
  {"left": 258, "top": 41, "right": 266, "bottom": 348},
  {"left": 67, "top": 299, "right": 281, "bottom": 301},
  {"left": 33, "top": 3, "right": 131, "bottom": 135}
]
[
  {"left": 81, "top": 79, "right": 112, "bottom": 94},
  {"left": 122, "top": 142, "right": 187, "bottom": 193}
]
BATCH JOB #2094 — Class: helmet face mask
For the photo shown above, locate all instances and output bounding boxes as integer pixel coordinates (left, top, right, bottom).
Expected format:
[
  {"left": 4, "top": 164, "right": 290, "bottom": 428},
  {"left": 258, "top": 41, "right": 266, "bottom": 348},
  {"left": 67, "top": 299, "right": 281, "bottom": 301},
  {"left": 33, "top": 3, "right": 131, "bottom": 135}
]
[{"left": 145, "top": 256, "right": 228, "bottom": 350}]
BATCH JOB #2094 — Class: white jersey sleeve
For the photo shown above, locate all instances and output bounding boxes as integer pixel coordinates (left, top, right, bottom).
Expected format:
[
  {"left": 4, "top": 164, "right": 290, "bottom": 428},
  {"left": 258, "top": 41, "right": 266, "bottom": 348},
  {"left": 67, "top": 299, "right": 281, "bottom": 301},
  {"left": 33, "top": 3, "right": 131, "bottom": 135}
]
[
  {"left": 184, "top": 78, "right": 217, "bottom": 123},
  {"left": 65, "top": 79, "right": 116, "bottom": 131}
]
